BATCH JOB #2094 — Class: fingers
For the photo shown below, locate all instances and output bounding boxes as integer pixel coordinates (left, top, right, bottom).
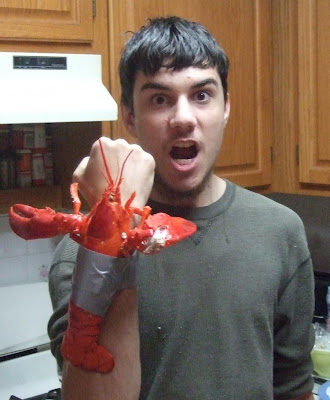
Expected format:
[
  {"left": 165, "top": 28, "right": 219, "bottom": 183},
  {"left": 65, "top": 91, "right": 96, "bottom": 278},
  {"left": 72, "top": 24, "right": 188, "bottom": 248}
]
[
  {"left": 72, "top": 157, "right": 96, "bottom": 207},
  {"left": 73, "top": 157, "right": 89, "bottom": 182},
  {"left": 72, "top": 137, "right": 155, "bottom": 208}
]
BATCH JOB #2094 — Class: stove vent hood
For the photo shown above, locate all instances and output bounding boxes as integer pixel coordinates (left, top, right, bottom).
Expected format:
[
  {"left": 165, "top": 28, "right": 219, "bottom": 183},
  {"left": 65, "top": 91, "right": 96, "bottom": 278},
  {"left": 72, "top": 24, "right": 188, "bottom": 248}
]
[{"left": 0, "top": 52, "right": 118, "bottom": 124}]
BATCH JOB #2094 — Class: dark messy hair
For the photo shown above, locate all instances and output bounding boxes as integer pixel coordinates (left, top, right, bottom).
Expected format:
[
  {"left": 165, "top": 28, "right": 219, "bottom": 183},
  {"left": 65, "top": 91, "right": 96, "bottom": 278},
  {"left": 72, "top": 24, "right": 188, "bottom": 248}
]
[{"left": 119, "top": 16, "right": 230, "bottom": 112}]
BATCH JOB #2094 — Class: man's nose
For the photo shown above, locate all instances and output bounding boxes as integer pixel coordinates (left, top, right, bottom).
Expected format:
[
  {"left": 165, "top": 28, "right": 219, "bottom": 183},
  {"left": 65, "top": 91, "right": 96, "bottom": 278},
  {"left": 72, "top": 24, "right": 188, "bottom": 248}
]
[{"left": 169, "top": 97, "right": 197, "bottom": 131}]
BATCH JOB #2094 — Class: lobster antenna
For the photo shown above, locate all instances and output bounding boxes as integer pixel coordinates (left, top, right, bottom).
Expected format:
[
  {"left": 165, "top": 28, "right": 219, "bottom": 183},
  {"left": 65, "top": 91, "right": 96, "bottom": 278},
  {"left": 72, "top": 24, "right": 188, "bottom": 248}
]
[
  {"left": 118, "top": 149, "right": 134, "bottom": 184},
  {"left": 98, "top": 138, "right": 113, "bottom": 186},
  {"left": 98, "top": 138, "right": 134, "bottom": 187}
]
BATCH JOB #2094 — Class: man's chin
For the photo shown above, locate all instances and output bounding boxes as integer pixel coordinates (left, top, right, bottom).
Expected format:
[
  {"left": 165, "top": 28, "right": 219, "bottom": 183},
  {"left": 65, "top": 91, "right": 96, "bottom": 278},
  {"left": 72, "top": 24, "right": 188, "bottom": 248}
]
[{"left": 153, "top": 173, "right": 207, "bottom": 203}]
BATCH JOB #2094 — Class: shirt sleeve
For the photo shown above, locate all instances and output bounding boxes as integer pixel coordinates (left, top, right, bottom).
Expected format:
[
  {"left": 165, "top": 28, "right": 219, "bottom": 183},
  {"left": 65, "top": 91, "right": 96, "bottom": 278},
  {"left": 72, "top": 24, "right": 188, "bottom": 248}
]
[
  {"left": 47, "top": 235, "right": 78, "bottom": 371},
  {"left": 273, "top": 256, "right": 315, "bottom": 399}
]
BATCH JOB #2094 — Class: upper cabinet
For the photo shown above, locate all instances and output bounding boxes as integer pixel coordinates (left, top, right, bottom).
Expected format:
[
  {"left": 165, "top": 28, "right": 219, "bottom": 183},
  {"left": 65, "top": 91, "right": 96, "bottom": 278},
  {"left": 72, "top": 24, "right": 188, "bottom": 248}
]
[
  {"left": 0, "top": 0, "right": 328, "bottom": 201},
  {"left": 108, "top": 0, "right": 273, "bottom": 189},
  {"left": 297, "top": 0, "right": 330, "bottom": 186},
  {"left": 0, "top": 0, "right": 93, "bottom": 43},
  {"left": 0, "top": 0, "right": 111, "bottom": 212},
  {"left": 0, "top": 0, "right": 110, "bottom": 94},
  {"left": 272, "top": 0, "right": 330, "bottom": 195}
]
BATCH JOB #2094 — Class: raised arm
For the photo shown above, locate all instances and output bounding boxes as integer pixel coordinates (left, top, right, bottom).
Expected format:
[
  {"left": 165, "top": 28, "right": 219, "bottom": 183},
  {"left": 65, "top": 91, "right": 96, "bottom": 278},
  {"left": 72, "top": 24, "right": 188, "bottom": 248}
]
[
  {"left": 61, "top": 288, "right": 141, "bottom": 400},
  {"left": 59, "top": 137, "right": 155, "bottom": 400}
]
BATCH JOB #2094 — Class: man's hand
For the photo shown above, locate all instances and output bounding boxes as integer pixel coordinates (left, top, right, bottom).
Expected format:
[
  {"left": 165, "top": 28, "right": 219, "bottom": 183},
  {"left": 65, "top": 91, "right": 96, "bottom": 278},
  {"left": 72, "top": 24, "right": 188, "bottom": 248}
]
[{"left": 73, "top": 137, "right": 155, "bottom": 211}]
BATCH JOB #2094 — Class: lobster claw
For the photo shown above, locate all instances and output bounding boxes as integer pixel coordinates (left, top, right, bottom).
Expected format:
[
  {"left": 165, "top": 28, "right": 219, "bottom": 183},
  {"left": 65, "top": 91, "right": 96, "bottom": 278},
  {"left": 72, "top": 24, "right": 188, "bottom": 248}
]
[
  {"left": 9, "top": 204, "right": 60, "bottom": 240},
  {"left": 9, "top": 204, "right": 82, "bottom": 240},
  {"left": 143, "top": 213, "right": 196, "bottom": 253},
  {"left": 128, "top": 213, "right": 196, "bottom": 255},
  {"left": 145, "top": 213, "right": 196, "bottom": 245}
]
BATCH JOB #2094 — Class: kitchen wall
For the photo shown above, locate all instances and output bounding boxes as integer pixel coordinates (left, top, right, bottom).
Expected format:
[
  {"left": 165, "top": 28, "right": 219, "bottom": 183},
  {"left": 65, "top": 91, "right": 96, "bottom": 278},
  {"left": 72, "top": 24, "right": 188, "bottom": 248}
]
[{"left": 0, "top": 214, "right": 62, "bottom": 287}]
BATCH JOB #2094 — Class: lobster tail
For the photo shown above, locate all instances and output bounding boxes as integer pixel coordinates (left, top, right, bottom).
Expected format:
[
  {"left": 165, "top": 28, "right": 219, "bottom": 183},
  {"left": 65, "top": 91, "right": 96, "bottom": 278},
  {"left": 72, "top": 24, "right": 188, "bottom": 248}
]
[{"left": 61, "top": 299, "right": 115, "bottom": 373}]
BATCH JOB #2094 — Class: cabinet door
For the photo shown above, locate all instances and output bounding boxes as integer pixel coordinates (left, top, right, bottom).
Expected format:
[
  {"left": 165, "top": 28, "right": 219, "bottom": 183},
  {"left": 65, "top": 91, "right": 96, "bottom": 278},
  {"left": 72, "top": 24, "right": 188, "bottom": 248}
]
[
  {"left": 109, "top": 0, "right": 272, "bottom": 188},
  {"left": 298, "top": 0, "right": 330, "bottom": 185},
  {"left": 0, "top": 0, "right": 93, "bottom": 42},
  {"left": 0, "top": 0, "right": 111, "bottom": 212}
]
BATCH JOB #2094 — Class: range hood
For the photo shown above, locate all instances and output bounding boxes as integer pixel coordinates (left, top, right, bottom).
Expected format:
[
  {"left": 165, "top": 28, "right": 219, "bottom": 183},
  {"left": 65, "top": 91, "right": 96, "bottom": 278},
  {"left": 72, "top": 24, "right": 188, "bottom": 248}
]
[{"left": 0, "top": 52, "right": 118, "bottom": 124}]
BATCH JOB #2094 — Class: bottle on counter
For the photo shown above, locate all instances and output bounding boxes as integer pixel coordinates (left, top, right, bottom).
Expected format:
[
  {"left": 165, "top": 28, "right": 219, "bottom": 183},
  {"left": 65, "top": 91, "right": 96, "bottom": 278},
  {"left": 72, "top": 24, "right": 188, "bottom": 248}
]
[
  {"left": 16, "top": 149, "right": 32, "bottom": 172},
  {"left": 0, "top": 124, "right": 10, "bottom": 154},
  {"left": 0, "top": 154, "right": 15, "bottom": 189},
  {"left": 327, "top": 286, "right": 330, "bottom": 332},
  {"left": 15, "top": 148, "right": 32, "bottom": 188},
  {"left": 11, "top": 124, "right": 35, "bottom": 149},
  {"left": 31, "top": 152, "right": 46, "bottom": 186}
]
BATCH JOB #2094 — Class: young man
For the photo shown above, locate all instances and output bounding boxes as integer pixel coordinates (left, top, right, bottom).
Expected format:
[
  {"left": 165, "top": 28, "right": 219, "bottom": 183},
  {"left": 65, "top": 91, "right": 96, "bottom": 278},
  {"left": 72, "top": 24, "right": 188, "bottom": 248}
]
[{"left": 48, "top": 17, "right": 315, "bottom": 399}]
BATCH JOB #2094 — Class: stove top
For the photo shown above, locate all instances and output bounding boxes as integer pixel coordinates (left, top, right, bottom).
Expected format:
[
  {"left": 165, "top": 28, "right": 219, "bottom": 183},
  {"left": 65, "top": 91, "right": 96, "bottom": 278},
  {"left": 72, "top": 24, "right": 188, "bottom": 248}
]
[{"left": 0, "top": 349, "right": 60, "bottom": 400}]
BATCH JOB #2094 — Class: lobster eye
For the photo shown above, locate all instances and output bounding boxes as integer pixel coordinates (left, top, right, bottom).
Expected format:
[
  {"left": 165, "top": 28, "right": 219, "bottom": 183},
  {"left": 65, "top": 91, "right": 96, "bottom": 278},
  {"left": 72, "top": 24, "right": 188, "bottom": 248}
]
[{"left": 109, "top": 193, "right": 115, "bottom": 202}]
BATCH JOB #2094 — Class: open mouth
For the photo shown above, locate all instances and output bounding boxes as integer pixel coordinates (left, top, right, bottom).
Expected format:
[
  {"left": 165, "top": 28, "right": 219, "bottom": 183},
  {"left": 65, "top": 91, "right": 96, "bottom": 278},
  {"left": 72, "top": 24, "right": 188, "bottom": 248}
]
[{"left": 170, "top": 141, "right": 198, "bottom": 165}]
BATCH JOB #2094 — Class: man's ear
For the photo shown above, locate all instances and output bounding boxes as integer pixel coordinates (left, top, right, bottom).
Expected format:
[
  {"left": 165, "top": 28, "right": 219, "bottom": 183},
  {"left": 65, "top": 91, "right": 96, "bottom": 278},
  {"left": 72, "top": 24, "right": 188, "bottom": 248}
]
[
  {"left": 224, "top": 93, "right": 230, "bottom": 126},
  {"left": 121, "top": 104, "right": 137, "bottom": 138}
]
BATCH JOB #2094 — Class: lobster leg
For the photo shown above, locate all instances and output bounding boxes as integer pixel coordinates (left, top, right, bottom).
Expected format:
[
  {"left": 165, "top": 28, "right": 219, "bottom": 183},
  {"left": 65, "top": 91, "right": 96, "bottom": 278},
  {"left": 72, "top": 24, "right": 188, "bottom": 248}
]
[
  {"left": 70, "top": 182, "right": 82, "bottom": 215},
  {"left": 61, "top": 299, "right": 114, "bottom": 373}
]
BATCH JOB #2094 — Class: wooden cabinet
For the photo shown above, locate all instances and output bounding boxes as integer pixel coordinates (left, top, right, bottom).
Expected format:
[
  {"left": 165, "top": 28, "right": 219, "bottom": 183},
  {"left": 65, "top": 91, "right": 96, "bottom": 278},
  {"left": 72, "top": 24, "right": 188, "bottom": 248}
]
[
  {"left": 0, "top": 0, "right": 110, "bottom": 87},
  {"left": 108, "top": 0, "right": 273, "bottom": 189},
  {"left": 271, "top": 0, "right": 330, "bottom": 195},
  {"left": 0, "top": 0, "right": 328, "bottom": 213},
  {"left": 0, "top": 0, "right": 93, "bottom": 43},
  {"left": 297, "top": 0, "right": 330, "bottom": 186},
  {"left": 0, "top": 0, "right": 112, "bottom": 211}
]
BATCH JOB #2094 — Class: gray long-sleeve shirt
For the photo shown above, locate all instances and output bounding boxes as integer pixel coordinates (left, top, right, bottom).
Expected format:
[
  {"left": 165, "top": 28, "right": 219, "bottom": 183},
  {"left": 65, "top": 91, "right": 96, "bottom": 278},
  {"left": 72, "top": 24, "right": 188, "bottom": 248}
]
[{"left": 48, "top": 180, "right": 315, "bottom": 399}]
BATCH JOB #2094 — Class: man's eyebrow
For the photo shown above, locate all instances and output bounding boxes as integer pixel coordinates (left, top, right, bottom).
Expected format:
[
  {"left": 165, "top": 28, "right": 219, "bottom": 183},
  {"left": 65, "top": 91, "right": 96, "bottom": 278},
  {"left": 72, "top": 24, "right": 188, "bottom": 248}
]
[
  {"left": 140, "top": 82, "right": 169, "bottom": 92},
  {"left": 192, "top": 78, "right": 219, "bottom": 89},
  {"left": 140, "top": 78, "right": 219, "bottom": 92}
]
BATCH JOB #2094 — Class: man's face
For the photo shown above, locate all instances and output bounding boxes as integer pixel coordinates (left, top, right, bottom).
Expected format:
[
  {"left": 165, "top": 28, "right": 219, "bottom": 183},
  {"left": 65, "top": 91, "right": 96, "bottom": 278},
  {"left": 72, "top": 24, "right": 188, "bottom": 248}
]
[{"left": 123, "top": 66, "right": 230, "bottom": 205}]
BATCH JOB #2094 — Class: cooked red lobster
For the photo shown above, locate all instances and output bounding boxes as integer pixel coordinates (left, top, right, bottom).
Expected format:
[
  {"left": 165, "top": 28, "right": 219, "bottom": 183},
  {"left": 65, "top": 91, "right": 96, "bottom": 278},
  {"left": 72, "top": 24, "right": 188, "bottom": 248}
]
[
  {"left": 9, "top": 138, "right": 197, "bottom": 373},
  {"left": 9, "top": 139, "right": 196, "bottom": 257}
]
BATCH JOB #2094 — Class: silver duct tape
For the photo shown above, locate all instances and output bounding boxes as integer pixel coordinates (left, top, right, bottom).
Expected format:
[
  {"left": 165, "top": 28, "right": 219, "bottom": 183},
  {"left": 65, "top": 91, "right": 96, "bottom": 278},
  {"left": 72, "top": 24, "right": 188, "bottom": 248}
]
[{"left": 71, "top": 246, "right": 136, "bottom": 316}]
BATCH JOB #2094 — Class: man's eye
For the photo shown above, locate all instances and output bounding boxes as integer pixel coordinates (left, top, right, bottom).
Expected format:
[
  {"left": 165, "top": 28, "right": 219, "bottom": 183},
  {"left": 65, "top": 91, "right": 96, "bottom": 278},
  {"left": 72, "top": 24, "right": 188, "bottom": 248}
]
[
  {"left": 152, "top": 95, "right": 167, "bottom": 105},
  {"left": 195, "top": 91, "right": 210, "bottom": 101}
]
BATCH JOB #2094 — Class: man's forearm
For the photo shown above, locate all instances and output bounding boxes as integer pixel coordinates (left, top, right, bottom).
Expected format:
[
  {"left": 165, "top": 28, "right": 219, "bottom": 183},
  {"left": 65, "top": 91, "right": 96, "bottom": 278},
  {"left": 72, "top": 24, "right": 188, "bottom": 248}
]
[{"left": 61, "top": 288, "right": 141, "bottom": 400}]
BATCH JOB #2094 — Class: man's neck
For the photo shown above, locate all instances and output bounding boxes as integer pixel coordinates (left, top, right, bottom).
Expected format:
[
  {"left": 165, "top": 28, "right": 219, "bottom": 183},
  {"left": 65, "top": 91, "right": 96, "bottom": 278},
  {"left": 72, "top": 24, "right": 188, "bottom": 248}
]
[{"left": 150, "top": 176, "right": 226, "bottom": 208}]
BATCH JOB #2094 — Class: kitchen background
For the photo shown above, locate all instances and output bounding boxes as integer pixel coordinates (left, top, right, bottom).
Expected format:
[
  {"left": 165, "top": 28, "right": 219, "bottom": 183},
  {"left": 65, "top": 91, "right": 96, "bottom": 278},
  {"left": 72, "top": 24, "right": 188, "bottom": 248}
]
[
  {"left": 0, "top": 0, "right": 329, "bottom": 216},
  {"left": 0, "top": 0, "right": 328, "bottom": 284},
  {"left": 0, "top": 1, "right": 329, "bottom": 399},
  {"left": 0, "top": 215, "right": 62, "bottom": 287}
]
